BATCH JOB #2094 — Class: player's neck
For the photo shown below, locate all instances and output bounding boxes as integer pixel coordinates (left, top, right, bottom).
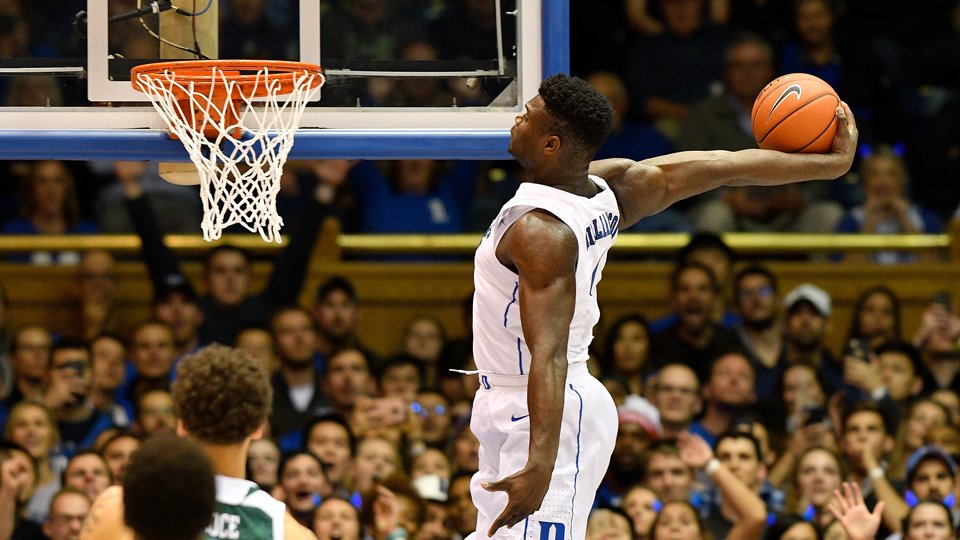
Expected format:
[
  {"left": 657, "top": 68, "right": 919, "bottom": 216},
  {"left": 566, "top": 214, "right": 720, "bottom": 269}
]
[
  {"left": 202, "top": 441, "right": 251, "bottom": 479},
  {"left": 523, "top": 164, "right": 592, "bottom": 194}
]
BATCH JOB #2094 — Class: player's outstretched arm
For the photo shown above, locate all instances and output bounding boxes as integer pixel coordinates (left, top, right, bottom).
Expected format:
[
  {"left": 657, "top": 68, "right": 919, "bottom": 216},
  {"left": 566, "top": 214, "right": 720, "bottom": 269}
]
[
  {"left": 482, "top": 209, "right": 577, "bottom": 537},
  {"left": 590, "top": 102, "right": 858, "bottom": 229}
]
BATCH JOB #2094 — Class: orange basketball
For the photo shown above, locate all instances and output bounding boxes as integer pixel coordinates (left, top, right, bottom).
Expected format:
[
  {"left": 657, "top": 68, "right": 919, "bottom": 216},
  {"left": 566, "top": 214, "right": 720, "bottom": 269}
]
[{"left": 751, "top": 73, "right": 840, "bottom": 153}]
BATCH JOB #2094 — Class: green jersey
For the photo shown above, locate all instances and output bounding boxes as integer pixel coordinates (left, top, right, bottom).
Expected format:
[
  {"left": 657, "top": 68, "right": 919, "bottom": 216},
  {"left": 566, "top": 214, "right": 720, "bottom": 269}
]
[{"left": 205, "top": 475, "right": 286, "bottom": 540}]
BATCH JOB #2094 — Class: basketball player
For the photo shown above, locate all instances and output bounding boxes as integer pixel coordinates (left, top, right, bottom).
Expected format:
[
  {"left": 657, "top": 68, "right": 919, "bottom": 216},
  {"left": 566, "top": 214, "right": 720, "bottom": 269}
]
[
  {"left": 470, "top": 73, "right": 857, "bottom": 539},
  {"left": 80, "top": 344, "right": 315, "bottom": 539}
]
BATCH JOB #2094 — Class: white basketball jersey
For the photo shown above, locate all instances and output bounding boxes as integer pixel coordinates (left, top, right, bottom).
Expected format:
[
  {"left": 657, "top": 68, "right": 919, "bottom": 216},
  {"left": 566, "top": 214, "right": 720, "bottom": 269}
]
[{"left": 473, "top": 176, "right": 620, "bottom": 375}]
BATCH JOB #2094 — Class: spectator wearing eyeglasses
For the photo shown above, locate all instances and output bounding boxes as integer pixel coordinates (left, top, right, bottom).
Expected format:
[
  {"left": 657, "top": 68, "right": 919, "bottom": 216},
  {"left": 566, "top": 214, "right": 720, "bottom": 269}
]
[
  {"left": 732, "top": 265, "right": 784, "bottom": 402},
  {"left": 412, "top": 391, "right": 451, "bottom": 450},
  {"left": 648, "top": 363, "right": 702, "bottom": 439},
  {"left": 42, "top": 487, "right": 89, "bottom": 540}
]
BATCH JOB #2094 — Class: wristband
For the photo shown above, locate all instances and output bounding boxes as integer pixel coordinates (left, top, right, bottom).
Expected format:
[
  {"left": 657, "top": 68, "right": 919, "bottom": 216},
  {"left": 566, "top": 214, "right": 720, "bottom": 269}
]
[
  {"left": 868, "top": 466, "right": 885, "bottom": 480},
  {"left": 704, "top": 458, "right": 721, "bottom": 477}
]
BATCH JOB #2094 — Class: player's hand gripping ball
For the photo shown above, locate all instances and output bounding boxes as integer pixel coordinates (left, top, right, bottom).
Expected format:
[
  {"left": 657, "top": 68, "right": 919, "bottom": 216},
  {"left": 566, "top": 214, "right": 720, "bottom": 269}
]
[{"left": 752, "top": 73, "right": 840, "bottom": 153}]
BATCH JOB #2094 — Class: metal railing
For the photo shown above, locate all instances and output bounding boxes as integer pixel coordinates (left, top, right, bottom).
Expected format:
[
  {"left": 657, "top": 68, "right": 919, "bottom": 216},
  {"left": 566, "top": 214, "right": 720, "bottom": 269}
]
[{"left": 0, "top": 227, "right": 952, "bottom": 260}]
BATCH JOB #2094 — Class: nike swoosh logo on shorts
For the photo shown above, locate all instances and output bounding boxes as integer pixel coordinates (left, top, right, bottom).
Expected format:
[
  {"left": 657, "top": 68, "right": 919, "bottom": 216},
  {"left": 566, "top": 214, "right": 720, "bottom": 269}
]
[{"left": 511, "top": 414, "right": 529, "bottom": 422}]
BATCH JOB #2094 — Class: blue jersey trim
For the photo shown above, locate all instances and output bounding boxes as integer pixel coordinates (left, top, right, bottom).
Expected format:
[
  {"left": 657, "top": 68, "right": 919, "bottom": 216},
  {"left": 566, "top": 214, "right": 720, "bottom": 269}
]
[
  {"left": 523, "top": 517, "right": 529, "bottom": 537},
  {"left": 517, "top": 337, "right": 524, "bottom": 375},
  {"left": 588, "top": 259, "right": 601, "bottom": 297},
  {"left": 503, "top": 281, "right": 519, "bottom": 327},
  {"left": 569, "top": 383, "right": 584, "bottom": 539}
]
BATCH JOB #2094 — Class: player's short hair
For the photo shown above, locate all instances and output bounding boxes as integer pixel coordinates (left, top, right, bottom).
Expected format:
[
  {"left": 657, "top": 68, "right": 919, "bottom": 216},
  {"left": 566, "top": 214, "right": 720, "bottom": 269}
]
[
  {"left": 172, "top": 344, "right": 271, "bottom": 444},
  {"left": 538, "top": 73, "right": 614, "bottom": 161},
  {"left": 123, "top": 434, "right": 216, "bottom": 540}
]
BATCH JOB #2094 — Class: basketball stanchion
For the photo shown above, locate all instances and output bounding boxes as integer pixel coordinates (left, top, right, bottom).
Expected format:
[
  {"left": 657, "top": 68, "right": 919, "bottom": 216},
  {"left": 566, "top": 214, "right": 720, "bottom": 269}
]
[{"left": 132, "top": 60, "right": 324, "bottom": 242}]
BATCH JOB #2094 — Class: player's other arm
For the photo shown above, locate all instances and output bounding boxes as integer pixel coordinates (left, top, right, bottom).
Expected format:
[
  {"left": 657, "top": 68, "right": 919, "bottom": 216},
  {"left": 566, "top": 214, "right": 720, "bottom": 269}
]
[
  {"left": 284, "top": 511, "right": 318, "bottom": 540},
  {"left": 79, "top": 486, "right": 134, "bottom": 540},
  {"left": 589, "top": 102, "right": 858, "bottom": 228},
  {"left": 482, "top": 210, "right": 577, "bottom": 536}
]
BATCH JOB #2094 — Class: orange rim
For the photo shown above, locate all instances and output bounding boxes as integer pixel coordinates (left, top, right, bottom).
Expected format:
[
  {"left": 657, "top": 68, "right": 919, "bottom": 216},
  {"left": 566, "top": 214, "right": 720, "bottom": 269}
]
[
  {"left": 131, "top": 60, "right": 323, "bottom": 139},
  {"left": 131, "top": 59, "right": 324, "bottom": 98}
]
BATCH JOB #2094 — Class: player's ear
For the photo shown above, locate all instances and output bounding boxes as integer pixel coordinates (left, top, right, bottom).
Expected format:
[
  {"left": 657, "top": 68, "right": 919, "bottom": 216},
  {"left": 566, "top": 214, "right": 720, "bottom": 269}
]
[
  {"left": 543, "top": 134, "right": 561, "bottom": 155},
  {"left": 176, "top": 419, "right": 187, "bottom": 437},
  {"left": 251, "top": 423, "right": 265, "bottom": 440}
]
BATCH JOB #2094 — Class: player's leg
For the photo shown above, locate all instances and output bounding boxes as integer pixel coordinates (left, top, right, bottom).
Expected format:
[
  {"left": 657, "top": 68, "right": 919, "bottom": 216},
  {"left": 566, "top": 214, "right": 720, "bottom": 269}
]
[
  {"left": 482, "top": 377, "right": 616, "bottom": 539},
  {"left": 469, "top": 386, "right": 515, "bottom": 538}
]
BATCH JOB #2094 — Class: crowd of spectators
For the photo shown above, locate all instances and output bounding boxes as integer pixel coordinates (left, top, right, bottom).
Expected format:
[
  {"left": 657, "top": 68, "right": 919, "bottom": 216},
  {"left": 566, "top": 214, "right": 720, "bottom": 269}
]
[{"left": 0, "top": 231, "right": 958, "bottom": 539}]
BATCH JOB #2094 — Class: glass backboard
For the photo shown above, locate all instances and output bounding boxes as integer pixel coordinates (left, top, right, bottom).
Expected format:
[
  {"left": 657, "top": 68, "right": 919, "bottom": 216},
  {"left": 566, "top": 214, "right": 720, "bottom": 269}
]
[{"left": 0, "top": 0, "right": 565, "bottom": 160}]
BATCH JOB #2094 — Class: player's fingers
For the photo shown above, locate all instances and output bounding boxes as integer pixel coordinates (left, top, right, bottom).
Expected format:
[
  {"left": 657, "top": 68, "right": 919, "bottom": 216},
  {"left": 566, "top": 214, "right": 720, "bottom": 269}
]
[
  {"left": 839, "top": 101, "right": 857, "bottom": 133},
  {"left": 482, "top": 478, "right": 508, "bottom": 492},
  {"left": 487, "top": 509, "right": 520, "bottom": 537}
]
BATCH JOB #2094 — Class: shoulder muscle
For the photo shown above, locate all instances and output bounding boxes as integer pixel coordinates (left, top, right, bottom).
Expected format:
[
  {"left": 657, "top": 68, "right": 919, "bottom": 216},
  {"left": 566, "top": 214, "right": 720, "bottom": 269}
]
[{"left": 498, "top": 209, "right": 578, "bottom": 282}]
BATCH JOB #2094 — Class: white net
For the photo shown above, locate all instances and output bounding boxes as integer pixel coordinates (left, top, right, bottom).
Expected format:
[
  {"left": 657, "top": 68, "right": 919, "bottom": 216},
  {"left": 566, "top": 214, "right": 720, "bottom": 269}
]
[{"left": 134, "top": 64, "right": 322, "bottom": 242}]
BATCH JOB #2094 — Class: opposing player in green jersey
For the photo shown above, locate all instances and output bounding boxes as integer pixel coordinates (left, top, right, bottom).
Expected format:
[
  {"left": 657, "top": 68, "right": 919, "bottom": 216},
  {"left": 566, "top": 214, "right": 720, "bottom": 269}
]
[{"left": 81, "top": 344, "right": 315, "bottom": 540}]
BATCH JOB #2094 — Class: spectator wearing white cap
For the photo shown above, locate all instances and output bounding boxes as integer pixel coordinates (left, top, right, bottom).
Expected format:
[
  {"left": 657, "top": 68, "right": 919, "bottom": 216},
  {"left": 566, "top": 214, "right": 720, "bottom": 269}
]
[
  {"left": 780, "top": 283, "right": 845, "bottom": 395},
  {"left": 595, "top": 397, "right": 663, "bottom": 509},
  {"left": 411, "top": 474, "right": 454, "bottom": 540}
]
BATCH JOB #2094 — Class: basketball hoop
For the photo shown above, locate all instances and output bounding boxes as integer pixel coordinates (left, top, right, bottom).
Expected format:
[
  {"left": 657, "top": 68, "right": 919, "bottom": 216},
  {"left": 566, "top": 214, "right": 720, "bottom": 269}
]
[{"left": 132, "top": 60, "right": 324, "bottom": 242}]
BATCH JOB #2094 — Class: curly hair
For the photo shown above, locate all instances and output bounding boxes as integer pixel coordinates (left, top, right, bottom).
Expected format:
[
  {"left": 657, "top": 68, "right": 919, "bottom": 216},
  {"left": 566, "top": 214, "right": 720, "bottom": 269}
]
[
  {"left": 538, "top": 73, "right": 613, "bottom": 161},
  {"left": 123, "top": 434, "right": 216, "bottom": 540},
  {"left": 172, "top": 344, "right": 271, "bottom": 445}
]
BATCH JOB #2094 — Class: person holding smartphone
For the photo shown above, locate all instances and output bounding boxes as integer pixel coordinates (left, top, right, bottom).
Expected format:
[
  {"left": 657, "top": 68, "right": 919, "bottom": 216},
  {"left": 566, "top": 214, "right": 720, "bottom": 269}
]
[{"left": 44, "top": 340, "right": 114, "bottom": 459}]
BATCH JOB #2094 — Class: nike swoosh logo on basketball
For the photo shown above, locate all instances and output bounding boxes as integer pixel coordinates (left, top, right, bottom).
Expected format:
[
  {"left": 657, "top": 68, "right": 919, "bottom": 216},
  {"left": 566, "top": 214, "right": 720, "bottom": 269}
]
[
  {"left": 769, "top": 84, "right": 802, "bottom": 117},
  {"left": 511, "top": 414, "right": 529, "bottom": 422}
]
